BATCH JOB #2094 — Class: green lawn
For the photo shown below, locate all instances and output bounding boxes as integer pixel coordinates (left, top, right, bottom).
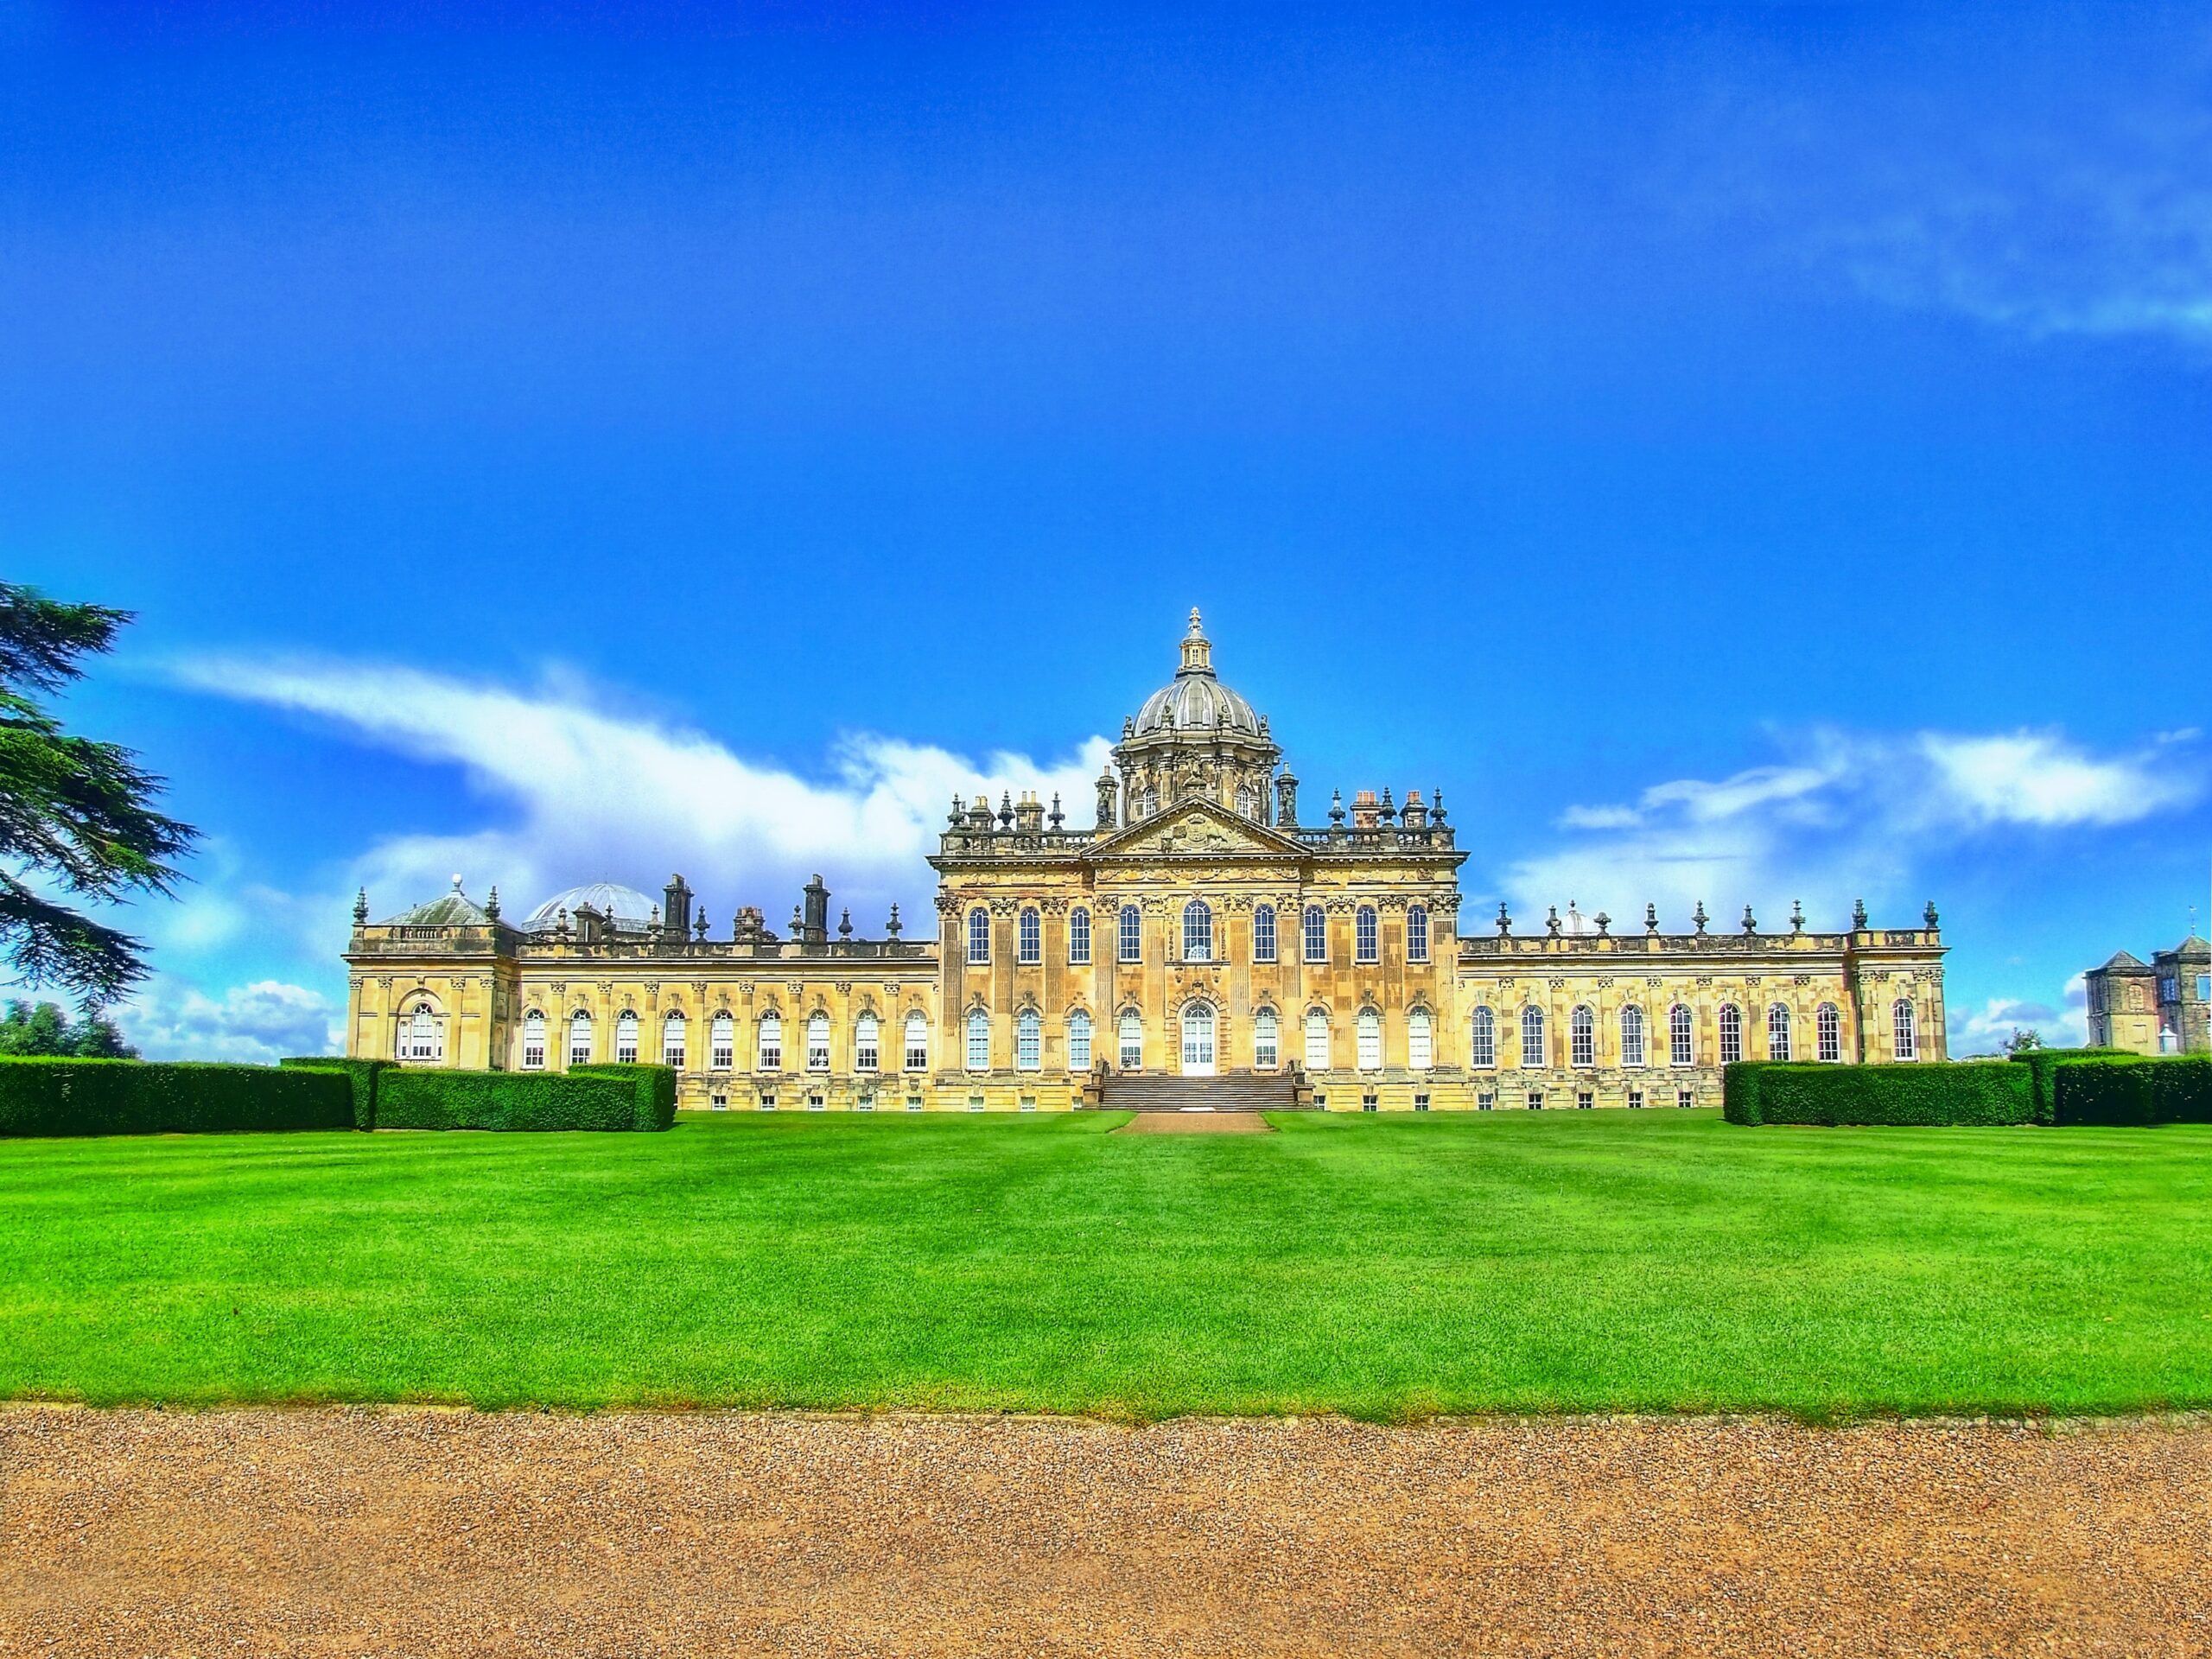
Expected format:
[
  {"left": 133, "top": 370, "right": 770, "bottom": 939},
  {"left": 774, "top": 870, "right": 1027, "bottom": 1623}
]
[{"left": 1, "top": 1109, "right": 2207, "bottom": 1419}]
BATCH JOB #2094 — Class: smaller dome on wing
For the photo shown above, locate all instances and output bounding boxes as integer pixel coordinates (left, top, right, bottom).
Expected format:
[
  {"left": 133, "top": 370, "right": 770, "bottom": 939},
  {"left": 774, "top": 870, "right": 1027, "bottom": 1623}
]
[
  {"left": 522, "top": 882, "right": 658, "bottom": 933},
  {"left": 1128, "top": 608, "right": 1268, "bottom": 741},
  {"left": 381, "top": 875, "right": 489, "bottom": 927},
  {"left": 1560, "top": 902, "right": 1601, "bottom": 937}
]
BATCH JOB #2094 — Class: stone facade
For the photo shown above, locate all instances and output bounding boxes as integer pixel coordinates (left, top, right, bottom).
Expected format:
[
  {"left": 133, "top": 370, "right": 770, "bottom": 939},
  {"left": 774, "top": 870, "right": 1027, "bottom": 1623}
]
[
  {"left": 344, "top": 612, "right": 1948, "bottom": 1108},
  {"left": 2085, "top": 935, "right": 2209, "bottom": 1054}
]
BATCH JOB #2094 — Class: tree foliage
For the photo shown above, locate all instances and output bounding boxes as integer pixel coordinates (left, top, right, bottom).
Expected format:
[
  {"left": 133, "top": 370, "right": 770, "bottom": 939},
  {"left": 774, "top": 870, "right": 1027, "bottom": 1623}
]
[
  {"left": 0, "top": 998, "right": 139, "bottom": 1058},
  {"left": 0, "top": 582, "right": 196, "bottom": 1004}
]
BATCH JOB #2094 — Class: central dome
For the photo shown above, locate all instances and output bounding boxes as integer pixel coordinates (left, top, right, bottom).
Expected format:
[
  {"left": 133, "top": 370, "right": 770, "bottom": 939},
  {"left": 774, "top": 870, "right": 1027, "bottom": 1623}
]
[{"left": 1130, "top": 609, "right": 1265, "bottom": 740}]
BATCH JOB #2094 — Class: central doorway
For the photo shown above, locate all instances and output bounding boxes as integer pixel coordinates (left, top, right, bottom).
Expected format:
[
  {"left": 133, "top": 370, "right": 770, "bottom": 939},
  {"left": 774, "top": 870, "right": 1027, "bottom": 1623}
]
[{"left": 1181, "top": 1001, "right": 1217, "bottom": 1077}]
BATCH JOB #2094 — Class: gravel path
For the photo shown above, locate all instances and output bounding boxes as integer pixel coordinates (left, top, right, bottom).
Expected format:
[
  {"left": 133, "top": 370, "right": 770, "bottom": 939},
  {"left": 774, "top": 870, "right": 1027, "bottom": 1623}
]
[{"left": 3, "top": 1407, "right": 2207, "bottom": 1656}]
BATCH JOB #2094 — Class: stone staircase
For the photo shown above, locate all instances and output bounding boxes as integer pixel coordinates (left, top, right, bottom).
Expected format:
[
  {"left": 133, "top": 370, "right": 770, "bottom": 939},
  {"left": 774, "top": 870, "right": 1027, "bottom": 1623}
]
[{"left": 1095, "top": 1071, "right": 1307, "bottom": 1113}]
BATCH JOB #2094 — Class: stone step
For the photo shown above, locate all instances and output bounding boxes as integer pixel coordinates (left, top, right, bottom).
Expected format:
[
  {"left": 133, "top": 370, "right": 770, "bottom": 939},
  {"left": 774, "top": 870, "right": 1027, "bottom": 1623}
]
[{"left": 1096, "top": 1071, "right": 1305, "bottom": 1112}]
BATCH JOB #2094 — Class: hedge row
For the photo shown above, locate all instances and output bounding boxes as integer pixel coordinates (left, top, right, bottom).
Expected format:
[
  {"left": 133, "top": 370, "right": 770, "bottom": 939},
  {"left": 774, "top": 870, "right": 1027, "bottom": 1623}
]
[
  {"left": 2051, "top": 1055, "right": 2212, "bottom": 1127},
  {"left": 2006, "top": 1047, "right": 2136, "bottom": 1126},
  {"left": 281, "top": 1057, "right": 393, "bottom": 1128},
  {"left": 1725, "top": 1061, "right": 2031, "bottom": 1126},
  {"left": 371, "top": 1064, "right": 676, "bottom": 1131},
  {"left": 0, "top": 1058, "right": 354, "bottom": 1137}
]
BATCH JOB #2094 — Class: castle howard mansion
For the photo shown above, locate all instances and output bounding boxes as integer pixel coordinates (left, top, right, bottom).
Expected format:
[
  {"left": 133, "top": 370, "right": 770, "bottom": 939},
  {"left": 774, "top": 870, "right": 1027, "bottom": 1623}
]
[{"left": 345, "top": 612, "right": 1948, "bottom": 1111}]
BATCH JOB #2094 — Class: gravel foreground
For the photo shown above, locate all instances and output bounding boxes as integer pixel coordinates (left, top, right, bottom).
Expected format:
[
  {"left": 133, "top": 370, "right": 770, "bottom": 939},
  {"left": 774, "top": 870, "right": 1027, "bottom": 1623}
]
[{"left": 3, "top": 1408, "right": 2209, "bottom": 1657}]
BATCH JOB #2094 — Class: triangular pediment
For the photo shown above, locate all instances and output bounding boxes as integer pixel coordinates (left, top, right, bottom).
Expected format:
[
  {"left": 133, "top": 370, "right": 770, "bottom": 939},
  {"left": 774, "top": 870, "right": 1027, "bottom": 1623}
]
[{"left": 1088, "top": 797, "right": 1307, "bottom": 861}]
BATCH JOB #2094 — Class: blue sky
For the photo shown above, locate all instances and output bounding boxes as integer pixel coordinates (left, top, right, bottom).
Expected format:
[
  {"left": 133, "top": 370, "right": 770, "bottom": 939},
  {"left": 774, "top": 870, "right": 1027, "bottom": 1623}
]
[{"left": 7, "top": 2, "right": 2208, "bottom": 1058}]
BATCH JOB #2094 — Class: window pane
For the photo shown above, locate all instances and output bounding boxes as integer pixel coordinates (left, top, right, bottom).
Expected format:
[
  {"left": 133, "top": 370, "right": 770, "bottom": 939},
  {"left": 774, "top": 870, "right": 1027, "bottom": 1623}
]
[
  {"left": 1304, "top": 1010, "right": 1330, "bottom": 1071},
  {"left": 1253, "top": 905, "right": 1276, "bottom": 963},
  {"left": 1670, "top": 1005, "right": 1693, "bottom": 1065},
  {"left": 1019, "top": 908, "right": 1041, "bottom": 963},
  {"left": 1118, "top": 1009, "right": 1141, "bottom": 1069},
  {"left": 1522, "top": 1007, "right": 1545, "bottom": 1069},
  {"left": 1069, "top": 907, "right": 1090, "bottom": 964},
  {"left": 904, "top": 1011, "right": 929, "bottom": 1071},
  {"left": 966, "top": 1011, "right": 990, "bottom": 1070},
  {"left": 1768, "top": 1004, "right": 1792, "bottom": 1063},
  {"left": 1068, "top": 1011, "right": 1092, "bottom": 1071},
  {"left": 1408, "top": 1010, "right": 1432, "bottom": 1070},
  {"left": 968, "top": 909, "right": 990, "bottom": 963},
  {"left": 1406, "top": 906, "right": 1428, "bottom": 963},
  {"left": 1183, "top": 900, "right": 1213, "bottom": 963},
  {"left": 1303, "top": 906, "right": 1326, "bottom": 962},
  {"left": 1570, "top": 1006, "right": 1593, "bottom": 1068},
  {"left": 1620, "top": 1006, "right": 1644, "bottom": 1068},
  {"left": 1016, "top": 1009, "right": 1041, "bottom": 1070},
  {"left": 1471, "top": 1007, "right": 1496, "bottom": 1067},
  {"left": 1254, "top": 1007, "right": 1278, "bottom": 1068},
  {"left": 1356, "top": 906, "right": 1378, "bottom": 963},
  {"left": 1119, "top": 906, "right": 1142, "bottom": 962},
  {"left": 1719, "top": 1005, "right": 1742, "bottom": 1065}
]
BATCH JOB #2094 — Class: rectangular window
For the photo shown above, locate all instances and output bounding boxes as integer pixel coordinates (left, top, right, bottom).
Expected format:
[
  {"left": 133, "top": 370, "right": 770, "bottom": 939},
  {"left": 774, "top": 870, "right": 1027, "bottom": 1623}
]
[
  {"left": 1018, "top": 909, "right": 1041, "bottom": 964},
  {"left": 1628, "top": 1089, "right": 1643, "bottom": 1109},
  {"left": 523, "top": 1037, "right": 544, "bottom": 1070},
  {"left": 1527, "top": 1091, "right": 1544, "bottom": 1111},
  {"left": 710, "top": 1092, "right": 728, "bottom": 1110},
  {"left": 1406, "top": 906, "right": 1429, "bottom": 963},
  {"left": 855, "top": 1033, "right": 879, "bottom": 1072},
  {"left": 1118, "top": 907, "right": 1142, "bottom": 963},
  {"left": 1478, "top": 1091, "right": 1494, "bottom": 1111},
  {"left": 807, "top": 1037, "right": 830, "bottom": 1071},
  {"left": 1019, "top": 1095, "right": 1037, "bottom": 1112},
  {"left": 905, "top": 1014, "right": 928, "bottom": 1072},
  {"left": 967, "top": 1094, "right": 985, "bottom": 1112},
  {"left": 1068, "top": 1016, "right": 1092, "bottom": 1071},
  {"left": 1361, "top": 1093, "right": 1377, "bottom": 1112},
  {"left": 1414, "top": 1093, "right": 1430, "bottom": 1112},
  {"left": 966, "top": 1017, "right": 990, "bottom": 1071},
  {"left": 1069, "top": 908, "right": 1090, "bottom": 965},
  {"left": 807, "top": 1094, "right": 825, "bottom": 1111},
  {"left": 1016, "top": 1016, "right": 1041, "bottom": 1071},
  {"left": 712, "top": 1038, "right": 734, "bottom": 1070},
  {"left": 759, "top": 1093, "right": 776, "bottom": 1111},
  {"left": 1254, "top": 1014, "right": 1278, "bottom": 1071},
  {"left": 1303, "top": 907, "right": 1327, "bottom": 963},
  {"left": 1356, "top": 907, "right": 1379, "bottom": 963},
  {"left": 1253, "top": 906, "right": 1277, "bottom": 963},
  {"left": 1577, "top": 1090, "right": 1594, "bottom": 1110},
  {"left": 1677, "top": 1089, "right": 1694, "bottom": 1110},
  {"left": 906, "top": 1096, "right": 924, "bottom": 1112},
  {"left": 856, "top": 1092, "right": 874, "bottom": 1111},
  {"left": 1119, "top": 1018, "right": 1142, "bottom": 1070}
]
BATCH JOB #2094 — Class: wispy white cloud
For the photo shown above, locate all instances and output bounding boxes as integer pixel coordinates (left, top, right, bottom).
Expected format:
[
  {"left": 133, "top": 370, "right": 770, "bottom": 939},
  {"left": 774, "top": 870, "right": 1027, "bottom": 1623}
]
[
  {"left": 1947, "top": 973, "right": 2088, "bottom": 1058},
  {"left": 119, "top": 977, "right": 341, "bottom": 1064},
  {"left": 170, "top": 654, "right": 1113, "bottom": 934},
  {"left": 1516, "top": 726, "right": 2201, "bottom": 928}
]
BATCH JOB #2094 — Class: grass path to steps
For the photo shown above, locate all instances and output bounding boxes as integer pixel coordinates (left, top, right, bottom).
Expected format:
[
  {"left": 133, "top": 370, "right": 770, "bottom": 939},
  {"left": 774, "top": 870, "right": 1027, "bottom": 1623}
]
[{"left": 1, "top": 1109, "right": 2208, "bottom": 1419}]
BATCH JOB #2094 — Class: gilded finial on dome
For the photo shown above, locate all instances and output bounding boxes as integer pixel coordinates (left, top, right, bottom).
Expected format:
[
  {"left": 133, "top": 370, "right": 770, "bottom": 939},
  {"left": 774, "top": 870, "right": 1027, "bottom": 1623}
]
[{"left": 1178, "top": 607, "right": 1213, "bottom": 677}]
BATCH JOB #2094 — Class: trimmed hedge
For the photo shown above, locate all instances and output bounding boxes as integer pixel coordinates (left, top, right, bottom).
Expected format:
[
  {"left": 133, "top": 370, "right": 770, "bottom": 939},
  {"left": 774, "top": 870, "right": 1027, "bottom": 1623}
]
[
  {"left": 0, "top": 1057, "right": 354, "bottom": 1137},
  {"left": 569, "top": 1064, "right": 679, "bottom": 1132},
  {"left": 2052, "top": 1055, "right": 2212, "bottom": 1127},
  {"left": 281, "top": 1056, "right": 393, "bottom": 1128},
  {"left": 1726, "top": 1061, "right": 2033, "bottom": 1127},
  {"left": 2008, "top": 1046, "right": 2135, "bottom": 1127},
  {"left": 373, "top": 1067, "right": 650, "bottom": 1132},
  {"left": 1720, "top": 1062, "right": 1775, "bottom": 1126}
]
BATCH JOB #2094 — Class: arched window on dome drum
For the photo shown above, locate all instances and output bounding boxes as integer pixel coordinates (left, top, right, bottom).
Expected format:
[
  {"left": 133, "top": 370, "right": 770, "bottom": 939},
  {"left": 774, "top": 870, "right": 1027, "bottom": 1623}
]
[
  {"left": 1118, "top": 905, "right": 1142, "bottom": 963},
  {"left": 1118, "top": 1009, "right": 1142, "bottom": 1070},
  {"left": 1767, "top": 1003, "right": 1793, "bottom": 1063},
  {"left": 1718, "top": 1003, "right": 1743, "bottom": 1065},
  {"left": 1305, "top": 1008, "right": 1331, "bottom": 1071},
  {"left": 1016, "top": 1008, "right": 1041, "bottom": 1071},
  {"left": 1236, "top": 784, "right": 1258, "bottom": 818},
  {"left": 662, "top": 1010, "right": 685, "bottom": 1069},
  {"left": 1521, "top": 1006, "right": 1547, "bottom": 1070},
  {"left": 855, "top": 1012, "right": 880, "bottom": 1073},
  {"left": 1254, "top": 1007, "right": 1279, "bottom": 1069},
  {"left": 1570, "top": 1005, "right": 1594, "bottom": 1068},
  {"left": 1141, "top": 786, "right": 1159, "bottom": 817},
  {"left": 967, "top": 908, "right": 990, "bottom": 965},
  {"left": 569, "top": 1010, "right": 592, "bottom": 1067},
  {"left": 1357, "top": 1008, "right": 1382, "bottom": 1071},
  {"left": 806, "top": 1012, "right": 831, "bottom": 1071},
  {"left": 1670, "top": 1004, "right": 1694, "bottom": 1066},
  {"left": 1470, "top": 1007, "right": 1497, "bottom": 1068},
  {"left": 1406, "top": 905, "right": 1429, "bottom": 963},
  {"left": 520, "top": 1009, "right": 545, "bottom": 1071},
  {"left": 405, "top": 1001, "right": 439, "bottom": 1062},
  {"left": 965, "top": 1010, "right": 990, "bottom": 1071},
  {"left": 710, "top": 1012, "right": 734, "bottom": 1071},
  {"left": 615, "top": 1010, "right": 640, "bottom": 1065},
  {"left": 1408, "top": 1008, "right": 1433, "bottom": 1071},
  {"left": 1253, "top": 904, "right": 1277, "bottom": 963},
  {"left": 1620, "top": 1005, "right": 1646, "bottom": 1068},
  {"left": 1303, "top": 906, "right": 1327, "bottom": 963},
  {"left": 1356, "top": 906, "right": 1379, "bottom": 963},
  {"left": 903, "top": 1011, "right": 928, "bottom": 1071},
  {"left": 757, "top": 1012, "right": 782, "bottom": 1071},
  {"left": 1893, "top": 999, "right": 1918, "bottom": 1061},
  {"left": 1183, "top": 899, "right": 1213, "bottom": 963},
  {"left": 1018, "top": 907, "right": 1041, "bottom": 964},
  {"left": 1816, "top": 1003, "right": 1841, "bottom": 1063},
  {"left": 1068, "top": 1010, "right": 1093, "bottom": 1071},
  {"left": 1068, "top": 906, "right": 1090, "bottom": 965}
]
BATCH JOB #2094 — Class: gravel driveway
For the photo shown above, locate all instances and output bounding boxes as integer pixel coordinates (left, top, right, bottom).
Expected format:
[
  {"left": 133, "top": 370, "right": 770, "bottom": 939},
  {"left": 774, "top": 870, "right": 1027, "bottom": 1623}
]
[{"left": 3, "top": 1407, "right": 2206, "bottom": 1656}]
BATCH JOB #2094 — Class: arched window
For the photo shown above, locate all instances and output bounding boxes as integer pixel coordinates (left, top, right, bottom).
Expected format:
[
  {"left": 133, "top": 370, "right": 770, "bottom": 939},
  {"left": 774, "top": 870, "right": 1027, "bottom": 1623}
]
[
  {"left": 1141, "top": 785, "right": 1159, "bottom": 817},
  {"left": 1304, "top": 1008, "right": 1331, "bottom": 1071},
  {"left": 568, "top": 1010, "right": 592, "bottom": 1067},
  {"left": 710, "top": 1011, "right": 734, "bottom": 1070},
  {"left": 967, "top": 908, "right": 991, "bottom": 964},
  {"left": 1018, "top": 907, "right": 1041, "bottom": 964},
  {"left": 855, "top": 1012, "right": 880, "bottom": 1072},
  {"left": 1068, "top": 1009, "right": 1093, "bottom": 1071},
  {"left": 1254, "top": 1007, "right": 1279, "bottom": 1069},
  {"left": 1303, "top": 906, "right": 1328, "bottom": 963},
  {"left": 1893, "top": 998, "right": 1918, "bottom": 1061},
  {"left": 1253, "top": 904, "right": 1277, "bottom": 963},
  {"left": 520, "top": 1009, "right": 546, "bottom": 1070},
  {"left": 903, "top": 1010, "right": 928, "bottom": 1071},
  {"left": 1117, "top": 1008, "right": 1142, "bottom": 1069},
  {"left": 1068, "top": 906, "right": 1091, "bottom": 965},
  {"left": 965, "top": 1009, "right": 990, "bottom": 1071},
  {"left": 1569, "top": 1005, "right": 1594, "bottom": 1068},
  {"left": 1767, "top": 1003, "right": 1793, "bottom": 1063},
  {"left": 1669, "top": 1004, "right": 1694, "bottom": 1066},
  {"left": 1408, "top": 1008, "right": 1433, "bottom": 1071},
  {"left": 1817, "top": 1003, "right": 1841, "bottom": 1063},
  {"left": 1236, "top": 783, "right": 1258, "bottom": 818},
  {"left": 615, "top": 1010, "right": 640, "bottom": 1065},
  {"left": 662, "top": 1010, "right": 686, "bottom": 1069},
  {"left": 1016, "top": 1008, "right": 1041, "bottom": 1071},
  {"left": 1406, "top": 905, "right": 1429, "bottom": 963},
  {"left": 1718, "top": 1004, "right": 1743, "bottom": 1065},
  {"left": 805, "top": 1012, "right": 830, "bottom": 1071},
  {"left": 1470, "top": 1006, "right": 1497, "bottom": 1068},
  {"left": 757, "top": 1012, "right": 783, "bottom": 1071},
  {"left": 1356, "top": 906, "right": 1379, "bottom": 963},
  {"left": 404, "top": 1001, "right": 439, "bottom": 1062},
  {"left": 1183, "top": 899, "right": 1213, "bottom": 963},
  {"left": 1521, "top": 1006, "right": 1547, "bottom": 1069},
  {"left": 1118, "top": 904, "right": 1142, "bottom": 963},
  {"left": 1357, "top": 1008, "right": 1382, "bottom": 1071},
  {"left": 1619, "top": 1006, "right": 1646, "bottom": 1068}
]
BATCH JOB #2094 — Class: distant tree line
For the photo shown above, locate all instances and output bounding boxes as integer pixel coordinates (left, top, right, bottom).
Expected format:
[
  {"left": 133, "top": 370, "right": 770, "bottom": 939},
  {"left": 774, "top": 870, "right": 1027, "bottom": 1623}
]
[{"left": 0, "top": 999, "right": 136, "bottom": 1058}]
